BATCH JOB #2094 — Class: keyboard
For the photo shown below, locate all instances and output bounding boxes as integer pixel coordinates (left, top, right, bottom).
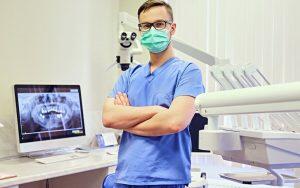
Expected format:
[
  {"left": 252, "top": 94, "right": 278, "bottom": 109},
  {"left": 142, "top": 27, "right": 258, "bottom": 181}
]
[{"left": 35, "top": 153, "right": 88, "bottom": 164}]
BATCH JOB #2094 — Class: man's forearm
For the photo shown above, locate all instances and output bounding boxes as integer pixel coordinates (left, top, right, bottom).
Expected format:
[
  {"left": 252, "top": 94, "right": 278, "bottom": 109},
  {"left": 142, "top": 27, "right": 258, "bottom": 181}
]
[
  {"left": 102, "top": 105, "right": 163, "bottom": 129},
  {"left": 125, "top": 110, "right": 184, "bottom": 136},
  {"left": 126, "top": 96, "right": 196, "bottom": 137}
]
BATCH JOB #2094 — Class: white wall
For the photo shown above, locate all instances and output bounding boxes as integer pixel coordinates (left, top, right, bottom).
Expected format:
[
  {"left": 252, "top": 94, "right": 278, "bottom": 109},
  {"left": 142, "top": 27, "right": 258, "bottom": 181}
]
[
  {"left": 119, "top": 0, "right": 145, "bottom": 15},
  {"left": 0, "top": 0, "right": 119, "bottom": 157},
  {"left": 169, "top": 0, "right": 300, "bottom": 91}
]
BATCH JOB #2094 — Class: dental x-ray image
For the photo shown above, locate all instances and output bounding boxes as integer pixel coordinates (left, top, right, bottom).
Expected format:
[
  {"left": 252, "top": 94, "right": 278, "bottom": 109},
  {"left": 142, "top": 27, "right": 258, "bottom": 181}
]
[{"left": 15, "top": 85, "right": 85, "bottom": 143}]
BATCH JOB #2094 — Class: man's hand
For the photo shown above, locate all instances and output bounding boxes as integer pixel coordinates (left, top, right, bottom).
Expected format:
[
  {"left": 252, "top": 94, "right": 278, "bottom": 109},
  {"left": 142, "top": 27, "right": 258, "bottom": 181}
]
[{"left": 114, "top": 92, "right": 130, "bottom": 106}]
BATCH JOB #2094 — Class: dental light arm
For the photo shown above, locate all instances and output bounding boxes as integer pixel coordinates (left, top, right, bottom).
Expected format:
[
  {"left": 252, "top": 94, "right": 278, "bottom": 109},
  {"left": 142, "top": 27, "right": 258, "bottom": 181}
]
[
  {"left": 172, "top": 39, "right": 216, "bottom": 66},
  {"left": 196, "top": 82, "right": 300, "bottom": 116},
  {"left": 196, "top": 82, "right": 300, "bottom": 131}
]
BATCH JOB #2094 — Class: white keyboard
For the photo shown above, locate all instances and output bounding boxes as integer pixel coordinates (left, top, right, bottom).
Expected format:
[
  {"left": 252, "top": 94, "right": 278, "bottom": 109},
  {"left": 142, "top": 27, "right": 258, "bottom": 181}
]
[{"left": 35, "top": 153, "right": 88, "bottom": 164}]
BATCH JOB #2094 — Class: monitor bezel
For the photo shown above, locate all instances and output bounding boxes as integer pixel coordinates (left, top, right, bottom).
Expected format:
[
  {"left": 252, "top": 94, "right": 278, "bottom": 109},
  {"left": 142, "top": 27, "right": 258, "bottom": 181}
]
[{"left": 14, "top": 84, "right": 86, "bottom": 144}]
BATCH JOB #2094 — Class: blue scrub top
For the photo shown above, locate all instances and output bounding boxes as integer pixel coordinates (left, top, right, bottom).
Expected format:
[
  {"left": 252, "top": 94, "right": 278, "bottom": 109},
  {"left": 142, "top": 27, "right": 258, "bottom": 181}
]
[{"left": 108, "top": 57, "right": 205, "bottom": 185}]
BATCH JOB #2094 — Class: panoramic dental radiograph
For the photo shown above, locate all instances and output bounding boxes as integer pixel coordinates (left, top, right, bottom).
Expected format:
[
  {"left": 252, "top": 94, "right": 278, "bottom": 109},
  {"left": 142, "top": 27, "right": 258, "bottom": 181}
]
[{"left": 18, "top": 92, "right": 83, "bottom": 141}]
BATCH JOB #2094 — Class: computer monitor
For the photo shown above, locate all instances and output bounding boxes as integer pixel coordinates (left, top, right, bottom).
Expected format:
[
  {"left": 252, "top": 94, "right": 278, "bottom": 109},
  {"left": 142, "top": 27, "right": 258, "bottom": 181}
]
[{"left": 14, "top": 85, "right": 86, "bottom": 153}]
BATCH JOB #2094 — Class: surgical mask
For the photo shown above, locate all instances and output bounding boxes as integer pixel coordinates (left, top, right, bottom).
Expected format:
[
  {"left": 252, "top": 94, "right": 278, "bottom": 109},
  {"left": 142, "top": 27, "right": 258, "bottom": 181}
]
[{"left": 140, "top": 28, "right": 171, "bottom": 53}]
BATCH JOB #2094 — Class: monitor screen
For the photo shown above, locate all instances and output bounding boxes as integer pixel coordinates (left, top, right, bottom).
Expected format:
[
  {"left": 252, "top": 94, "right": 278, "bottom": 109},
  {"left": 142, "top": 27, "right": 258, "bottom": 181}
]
[{"left": 14, "top": 85, "right": 85, "bottom": 143}]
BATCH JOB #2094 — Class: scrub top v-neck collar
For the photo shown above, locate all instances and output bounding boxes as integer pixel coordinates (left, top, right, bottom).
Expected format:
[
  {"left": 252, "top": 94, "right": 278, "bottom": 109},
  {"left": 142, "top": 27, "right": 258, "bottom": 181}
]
[{"left": 144, "top": 57, "right": 178, "bottom": 82}]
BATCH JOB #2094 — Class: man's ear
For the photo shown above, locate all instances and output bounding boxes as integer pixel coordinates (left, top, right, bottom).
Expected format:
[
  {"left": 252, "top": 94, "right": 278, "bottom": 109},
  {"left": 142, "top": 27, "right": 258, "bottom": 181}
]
[{"left": 170, "top": 23, "right": 176, "bottom": 36}]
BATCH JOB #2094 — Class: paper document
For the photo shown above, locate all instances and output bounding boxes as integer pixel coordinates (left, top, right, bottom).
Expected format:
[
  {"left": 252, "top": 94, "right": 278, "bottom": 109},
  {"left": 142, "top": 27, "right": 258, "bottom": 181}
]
[{"left": 102, "top": 133, "right": 118, "bottom": 146}]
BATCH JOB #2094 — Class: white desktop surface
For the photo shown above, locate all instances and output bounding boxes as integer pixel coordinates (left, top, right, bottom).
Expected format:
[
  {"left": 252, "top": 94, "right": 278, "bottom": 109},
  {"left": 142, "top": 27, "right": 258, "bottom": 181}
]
[
  {"left": 0, "top": 147, "right": 118, "bottom": 188},
  {"left": 0, "top": 148, "right": 296, "bottom": 188}
]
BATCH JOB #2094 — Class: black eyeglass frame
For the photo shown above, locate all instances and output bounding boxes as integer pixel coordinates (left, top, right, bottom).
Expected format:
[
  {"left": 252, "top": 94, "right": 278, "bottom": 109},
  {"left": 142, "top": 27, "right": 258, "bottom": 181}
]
[{"left": 138, "top": 20, "right": 173, "bottom": 32}]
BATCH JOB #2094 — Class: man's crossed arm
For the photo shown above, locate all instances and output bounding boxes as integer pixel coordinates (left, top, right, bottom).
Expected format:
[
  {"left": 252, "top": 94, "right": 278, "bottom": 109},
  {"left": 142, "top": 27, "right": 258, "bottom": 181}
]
[{"left": 102, "top": 92, "right": 196, "bottom": 136}]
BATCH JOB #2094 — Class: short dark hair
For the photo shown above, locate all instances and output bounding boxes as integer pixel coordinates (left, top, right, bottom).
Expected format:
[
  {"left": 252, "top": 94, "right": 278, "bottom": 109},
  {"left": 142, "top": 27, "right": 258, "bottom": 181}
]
[{"left": 138, "top": 0, "right": 173, "bottom": 22}]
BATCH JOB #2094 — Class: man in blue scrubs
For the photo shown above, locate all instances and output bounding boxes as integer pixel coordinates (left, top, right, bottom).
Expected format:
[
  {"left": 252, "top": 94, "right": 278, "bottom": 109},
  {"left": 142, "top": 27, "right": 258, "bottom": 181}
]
[{"left": 102, "top": 0, "right": 205, "bottom": 187}]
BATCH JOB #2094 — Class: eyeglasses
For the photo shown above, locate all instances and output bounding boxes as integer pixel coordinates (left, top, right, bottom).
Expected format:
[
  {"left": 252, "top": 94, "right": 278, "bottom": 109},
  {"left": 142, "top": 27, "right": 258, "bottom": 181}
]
[{"left": 138, "top": 20, "right": 173, "bottom": 32}]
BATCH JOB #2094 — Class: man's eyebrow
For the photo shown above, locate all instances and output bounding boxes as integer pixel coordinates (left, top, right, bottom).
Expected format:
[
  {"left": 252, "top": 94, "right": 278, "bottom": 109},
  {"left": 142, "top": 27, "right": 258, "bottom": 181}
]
[{"left": 139, "top": 19, "right": 166, "bottom": 24}]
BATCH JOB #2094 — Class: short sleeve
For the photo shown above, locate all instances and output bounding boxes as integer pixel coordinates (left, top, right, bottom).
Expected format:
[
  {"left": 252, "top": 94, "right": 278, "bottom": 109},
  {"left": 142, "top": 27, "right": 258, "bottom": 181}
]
[
  {"left": 108, "top": 70, "right": 130, "bottom": 98},
  {"left": 108, "top": 65, "right": 141, "bottom": 98},
  {"left": 174, "top": 63, "right": 205, "bottom": 98}
]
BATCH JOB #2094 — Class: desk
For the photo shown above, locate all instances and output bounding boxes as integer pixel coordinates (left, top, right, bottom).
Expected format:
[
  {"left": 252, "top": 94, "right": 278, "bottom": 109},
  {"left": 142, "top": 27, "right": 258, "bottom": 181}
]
[
  {"left": 0, "top": 147, "right": 118, "bottom": 188},
  {"left": 1, "top": 148, "right": 295, "bottom": 188}
]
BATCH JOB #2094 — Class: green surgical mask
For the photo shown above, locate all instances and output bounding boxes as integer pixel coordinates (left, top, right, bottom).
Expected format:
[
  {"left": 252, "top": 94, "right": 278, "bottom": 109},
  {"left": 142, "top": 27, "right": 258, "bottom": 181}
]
[{"left": 140, "top": 29, "right": 171, "bottom": 53}]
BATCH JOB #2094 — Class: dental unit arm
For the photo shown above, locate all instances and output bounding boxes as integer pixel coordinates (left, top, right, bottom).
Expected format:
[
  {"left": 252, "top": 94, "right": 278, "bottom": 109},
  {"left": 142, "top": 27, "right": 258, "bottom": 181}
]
[{"left": 195, "top": 82, "right": 300, "bottom": 186}]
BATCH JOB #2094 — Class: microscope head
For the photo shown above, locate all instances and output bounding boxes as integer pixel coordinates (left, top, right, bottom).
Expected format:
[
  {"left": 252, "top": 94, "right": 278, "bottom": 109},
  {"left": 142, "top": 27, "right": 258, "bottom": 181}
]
[{"left": 119, "top": 31, "right": 137, "bottom": 49}]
